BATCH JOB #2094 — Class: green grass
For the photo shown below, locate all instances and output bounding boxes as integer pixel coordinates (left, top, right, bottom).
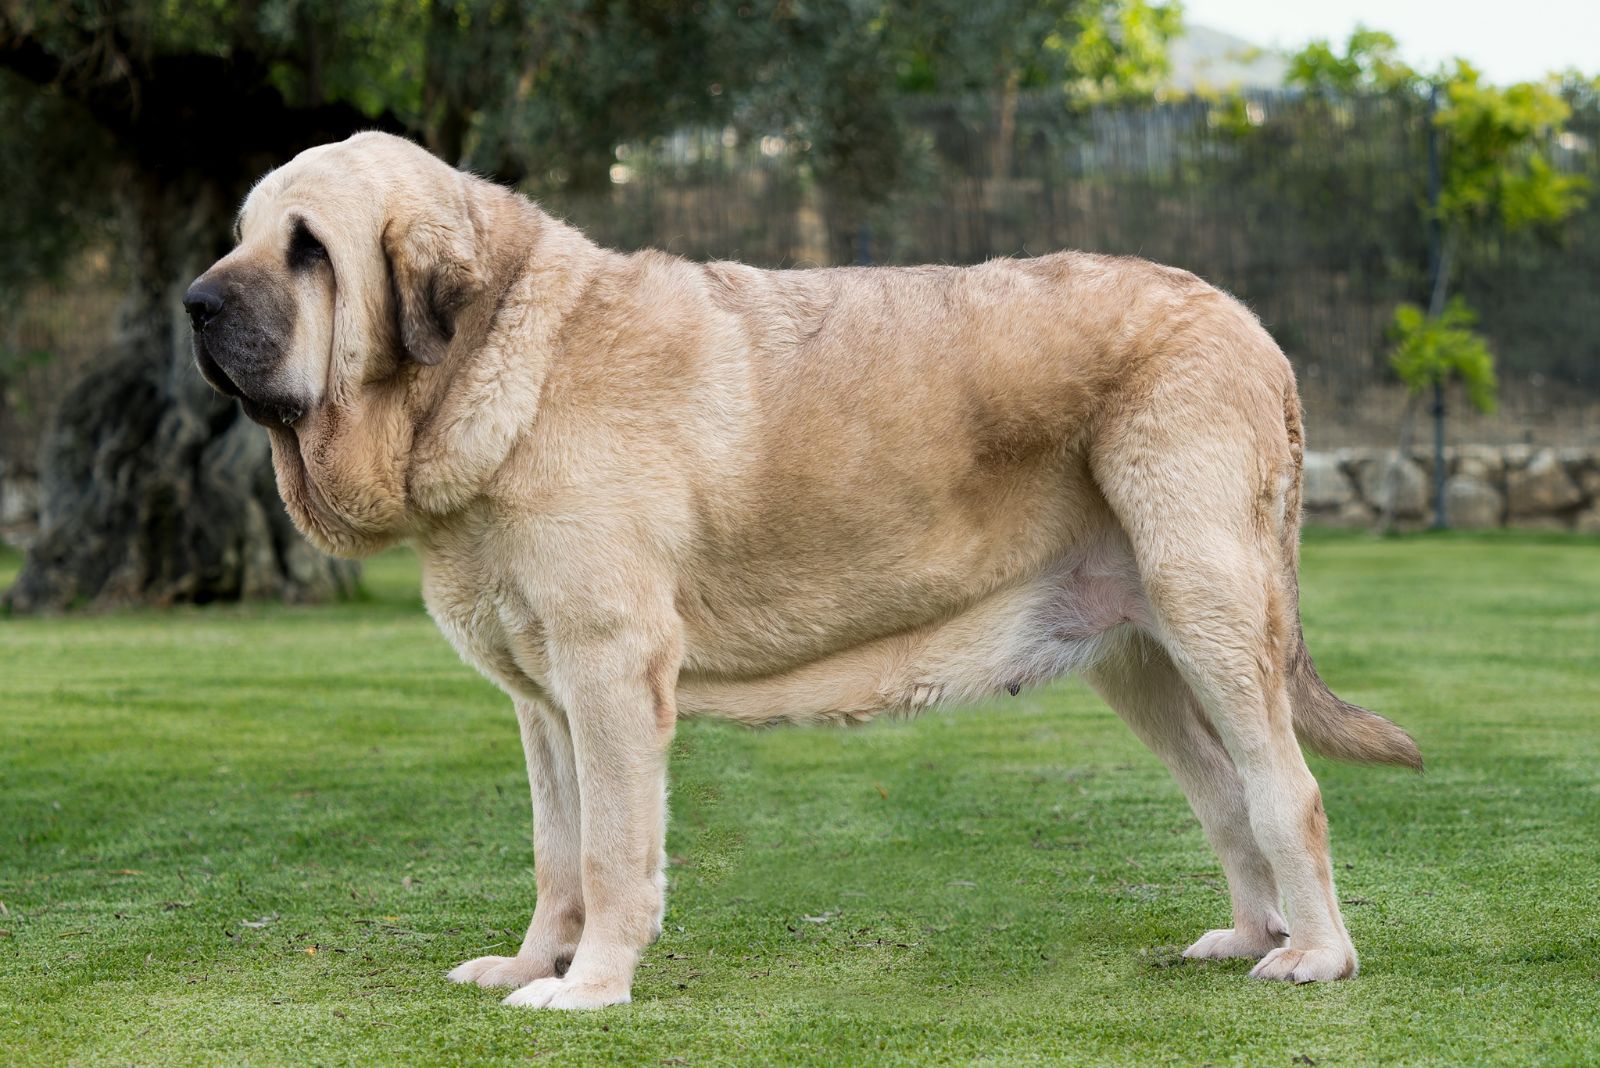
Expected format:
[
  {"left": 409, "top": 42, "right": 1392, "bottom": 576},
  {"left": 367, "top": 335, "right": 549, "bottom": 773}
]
[{"left": 1, "top": 530, "right": 1597, "bottom": 1066}]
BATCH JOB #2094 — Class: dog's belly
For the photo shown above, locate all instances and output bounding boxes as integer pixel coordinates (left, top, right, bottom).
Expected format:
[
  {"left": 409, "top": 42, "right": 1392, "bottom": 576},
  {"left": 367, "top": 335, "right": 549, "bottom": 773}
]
[{"left": 677, "top": 544, "right": 1149, "bottom": 725}]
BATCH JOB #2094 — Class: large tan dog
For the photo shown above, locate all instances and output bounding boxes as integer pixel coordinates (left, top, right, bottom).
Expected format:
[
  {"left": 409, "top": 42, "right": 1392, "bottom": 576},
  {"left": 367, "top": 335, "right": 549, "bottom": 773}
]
[{"left": 185, "top": 132, "right": 1419, "bottom": 1009}]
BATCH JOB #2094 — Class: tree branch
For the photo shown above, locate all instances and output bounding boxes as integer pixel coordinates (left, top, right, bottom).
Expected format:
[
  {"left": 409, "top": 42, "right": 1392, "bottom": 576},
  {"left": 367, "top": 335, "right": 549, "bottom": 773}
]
[{"left": 1, "top": 25, "right": 410, "bottom": 188}]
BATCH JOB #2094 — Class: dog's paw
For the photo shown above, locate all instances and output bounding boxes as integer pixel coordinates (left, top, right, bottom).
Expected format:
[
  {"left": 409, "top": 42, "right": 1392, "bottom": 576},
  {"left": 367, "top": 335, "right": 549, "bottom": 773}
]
[
  {"left": 448, "top": 954, "right": 558, "bottom": 988},
  {"left": 1182, "top": 927, "right": 1286, "bottom": 961},
  {"left": 1248, "top": 945, "right": 1358, "bottom": 983},
  {"left": 502, "top": 976, "right": 631, "bottom": 1010}
]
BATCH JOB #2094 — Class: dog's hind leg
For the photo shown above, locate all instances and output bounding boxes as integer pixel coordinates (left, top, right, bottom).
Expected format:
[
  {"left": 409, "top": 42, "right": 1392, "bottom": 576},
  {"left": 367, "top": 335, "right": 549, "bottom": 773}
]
[
  {"left": 1086, "top": 633, "right": 1288, "bottom": 960},
  {"left": 1112, "top": 521, "right": 1356, "bottom": 980},
  {"left": 1091, "top": 350, "right": 1357, "bottom": 982},
  {"left": 1135, "top": 554, "right": 1356, "bottom": 981}
]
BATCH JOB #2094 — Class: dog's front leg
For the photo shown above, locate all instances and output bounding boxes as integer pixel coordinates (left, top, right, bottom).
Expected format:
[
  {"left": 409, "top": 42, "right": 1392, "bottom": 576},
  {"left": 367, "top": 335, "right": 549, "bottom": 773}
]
[
  {"left": 449, "top": 698, "right": 584, "bottom": 989},
  {"left": 501, "top": 623, "right": 677, "bottom": 1010}
]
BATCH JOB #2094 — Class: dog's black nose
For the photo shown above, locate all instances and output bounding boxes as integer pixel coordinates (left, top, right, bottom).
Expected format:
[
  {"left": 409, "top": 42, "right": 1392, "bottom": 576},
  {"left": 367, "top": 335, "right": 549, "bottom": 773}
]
[{"left": 183, "top": 279, "right": 226, "bottom": 330}]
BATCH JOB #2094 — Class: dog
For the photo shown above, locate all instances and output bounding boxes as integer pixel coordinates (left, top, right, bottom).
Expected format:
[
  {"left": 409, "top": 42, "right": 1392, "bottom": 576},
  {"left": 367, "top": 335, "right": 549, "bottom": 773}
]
[{"left": 184, "top": 131, "right": 1420, "bottom": 1009}]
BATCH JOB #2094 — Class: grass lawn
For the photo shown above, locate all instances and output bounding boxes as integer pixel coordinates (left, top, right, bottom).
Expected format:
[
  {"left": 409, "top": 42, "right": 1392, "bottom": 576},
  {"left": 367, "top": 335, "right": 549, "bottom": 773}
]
[{"left": 1, "top": 530, "right": 1597, "bottom": 1066}]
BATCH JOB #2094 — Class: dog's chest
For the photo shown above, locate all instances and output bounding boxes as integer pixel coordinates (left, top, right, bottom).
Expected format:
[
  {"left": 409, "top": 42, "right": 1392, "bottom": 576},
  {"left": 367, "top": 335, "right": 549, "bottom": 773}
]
[{"left": 417, "top": 539, "right": 553, "bottom": 703}]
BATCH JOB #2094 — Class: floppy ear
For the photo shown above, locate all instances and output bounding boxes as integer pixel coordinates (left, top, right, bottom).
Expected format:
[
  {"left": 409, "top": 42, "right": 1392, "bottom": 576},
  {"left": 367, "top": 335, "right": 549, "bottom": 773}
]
[{"left": 382, "top": 209, "right": 484, "bottom": 366}]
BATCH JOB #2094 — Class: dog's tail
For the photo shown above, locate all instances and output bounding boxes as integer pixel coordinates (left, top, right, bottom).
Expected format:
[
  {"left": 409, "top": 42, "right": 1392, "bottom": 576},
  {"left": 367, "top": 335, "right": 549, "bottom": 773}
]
[
  {"left": 1277, "top": 388, "right": 1421, "bottom": 770},
  {"left": 1289, "top": 630, "right": 1422, "bottom": 769}
]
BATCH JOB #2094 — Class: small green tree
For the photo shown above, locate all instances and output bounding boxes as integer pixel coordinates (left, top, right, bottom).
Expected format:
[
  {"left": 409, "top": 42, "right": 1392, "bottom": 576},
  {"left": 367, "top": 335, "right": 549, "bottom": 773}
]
[
  {"left": 1387, "top": 297, "right": 1498, "bottom": 415},
  {"left": 1286, "top": 31, "right": 1589, "bottom": 528}
]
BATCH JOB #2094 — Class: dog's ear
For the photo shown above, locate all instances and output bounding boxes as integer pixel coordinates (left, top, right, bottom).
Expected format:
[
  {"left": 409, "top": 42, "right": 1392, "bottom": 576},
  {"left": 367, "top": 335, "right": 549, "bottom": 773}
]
[{"left": 382, "top": 198, "right": 484, "bottom": 366}]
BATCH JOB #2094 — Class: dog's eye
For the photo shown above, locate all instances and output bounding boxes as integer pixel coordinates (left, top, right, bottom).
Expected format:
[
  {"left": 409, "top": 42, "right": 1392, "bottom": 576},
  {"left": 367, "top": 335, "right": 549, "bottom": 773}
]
[{"left": 288, "top": 221, "right": 328, "bottom": 270}]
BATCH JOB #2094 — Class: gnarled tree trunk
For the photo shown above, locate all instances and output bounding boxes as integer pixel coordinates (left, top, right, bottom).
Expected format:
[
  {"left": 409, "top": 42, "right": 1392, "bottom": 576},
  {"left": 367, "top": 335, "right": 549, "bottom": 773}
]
[
  {"left": 4, "top": 170, "right": 357, "bottom": 612},
  {"left": 0, "top": 27, "right": 418, "bottom": 613}
]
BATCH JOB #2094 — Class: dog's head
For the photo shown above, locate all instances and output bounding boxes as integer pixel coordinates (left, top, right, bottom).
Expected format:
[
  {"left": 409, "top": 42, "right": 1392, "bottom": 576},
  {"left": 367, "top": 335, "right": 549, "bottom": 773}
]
[
  {"left": 185, "top": 132, "right": 485, "bottom": 428},
  {"left": 184, "top": 132, "right": 561, "bottom": 556}
]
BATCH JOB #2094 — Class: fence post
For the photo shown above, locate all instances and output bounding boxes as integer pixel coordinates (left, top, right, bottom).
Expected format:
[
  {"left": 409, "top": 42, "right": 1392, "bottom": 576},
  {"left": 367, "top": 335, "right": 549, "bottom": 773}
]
[{"left": 1426, "top": 82, "right": 1449, "bottom": 530}]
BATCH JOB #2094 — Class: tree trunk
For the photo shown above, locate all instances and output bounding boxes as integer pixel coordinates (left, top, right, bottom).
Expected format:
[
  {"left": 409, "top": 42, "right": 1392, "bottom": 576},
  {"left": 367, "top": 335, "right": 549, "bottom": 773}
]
[{"left": 3, "top": 169, "right": 357, "bottom": 612}]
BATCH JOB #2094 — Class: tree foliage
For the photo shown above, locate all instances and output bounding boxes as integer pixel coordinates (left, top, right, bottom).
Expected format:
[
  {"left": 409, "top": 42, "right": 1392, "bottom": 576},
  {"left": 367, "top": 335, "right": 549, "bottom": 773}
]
[
  {"left": 1063, "top": 0, "right": 1181, "bottom": 102},
  {"left": 1434, "top": 62, "right": 1588, "bottom": 233},
  {"left": 0, "top": 70, "right": 117, "bottom": 294},
  {"left": 1285, "top": 29, "right": 1589, "bottom": 236},
  {"left": 1387, "top": 298, "right": 1498, "bottom": 414},
  {"left": 1285, "top": 27, "right": 1414, "bottom": 96},
  {"left": 880, "top": 0, "right": 1178, "bottom": 99}
]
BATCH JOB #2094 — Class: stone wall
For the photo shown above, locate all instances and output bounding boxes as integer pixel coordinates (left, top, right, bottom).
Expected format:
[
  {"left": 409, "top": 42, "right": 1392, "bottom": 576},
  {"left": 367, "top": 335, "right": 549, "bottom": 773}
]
[{"left": 1304, "top": 446, "right": 1600, "bottom": 532}]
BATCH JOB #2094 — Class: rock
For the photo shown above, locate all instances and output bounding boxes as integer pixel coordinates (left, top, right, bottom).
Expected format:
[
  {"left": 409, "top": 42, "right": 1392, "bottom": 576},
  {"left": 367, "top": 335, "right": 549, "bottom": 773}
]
[
  {"left": 1556, "top": 447, "right": 1591, "bottom": 478},
  {"left": 1352, "top": 453, "right": 1428, "bottom": 519},
  {"left": 1307, "top": 500, "right": 1375, "bottom": 529},
  {"left": 1506, "top": 448, "right": 1584, "bottom": 517},
  {"left": 1580, "top": 467, "right": 1600, "bottom": 502},
  {"left": 1409, "top": 448, "right": 1440, "bottom": 479},
  {"left": 1334, "top": 500, "right": 1375, "bottom": 528},
  {"left": 1443, "top": 475, "right": 1503, "bottom": 529},
  {"left": 1302, "top": 452, "right": 1355, "bottom": 511},
  {"left": 1308, "top": 445, "right": 1595, "bottom": 528},
  {"left": 1501, "top": 444, "right": 1536, "bottom": 470},
  {"left": 1517, "top": 515, "right": 1575, "bottom": 532},
  {"left": 1334, "top": 447, "right": 1378, "bottom": 482},
  {"left": 1456, "top": 444, "right": 1505, "bottom": 482}
]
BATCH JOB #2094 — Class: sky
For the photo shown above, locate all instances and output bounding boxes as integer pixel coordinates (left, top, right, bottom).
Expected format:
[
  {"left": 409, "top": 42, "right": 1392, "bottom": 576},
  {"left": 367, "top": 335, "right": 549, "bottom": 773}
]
[{"left": 1180, "top": 0, "right": 1600, "bottom": 84}]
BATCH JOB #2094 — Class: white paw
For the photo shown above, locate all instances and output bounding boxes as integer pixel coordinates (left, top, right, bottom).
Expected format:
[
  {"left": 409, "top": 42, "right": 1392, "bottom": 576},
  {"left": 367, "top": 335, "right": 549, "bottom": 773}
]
[
  {"left": 1249, "top": 945, "right": 1358, "bottom": 983},
  {"left": 502, "top": 976, "right": 631, "bottom": 1010},
  {"left": 447, "top": 954, "right": 557, "bottom": 988},
  {"left": 1183, "top": 926, "right": 1288, "bottom": 961}
]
